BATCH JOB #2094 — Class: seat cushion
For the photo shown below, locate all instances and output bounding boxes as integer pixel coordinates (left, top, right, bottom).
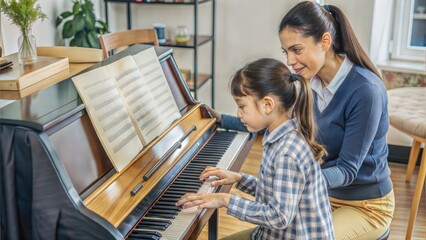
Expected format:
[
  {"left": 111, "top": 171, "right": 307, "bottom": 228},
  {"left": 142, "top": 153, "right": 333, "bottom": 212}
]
[{"left": 388, "top": 87, "right": 426, "bottom": 139}]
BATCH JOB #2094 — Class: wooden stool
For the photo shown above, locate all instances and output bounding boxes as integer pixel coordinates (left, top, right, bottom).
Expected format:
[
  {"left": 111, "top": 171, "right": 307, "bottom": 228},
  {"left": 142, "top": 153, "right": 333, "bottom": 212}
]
[{"left": 387, "top": 87, "right": 426, "bottom": 240}]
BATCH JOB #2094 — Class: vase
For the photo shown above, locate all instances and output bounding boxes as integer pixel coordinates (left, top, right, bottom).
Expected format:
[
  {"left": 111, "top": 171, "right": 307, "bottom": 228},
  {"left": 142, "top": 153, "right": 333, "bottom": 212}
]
[{"left": 18, "top": 29, "right": 37, "bottom": 65}]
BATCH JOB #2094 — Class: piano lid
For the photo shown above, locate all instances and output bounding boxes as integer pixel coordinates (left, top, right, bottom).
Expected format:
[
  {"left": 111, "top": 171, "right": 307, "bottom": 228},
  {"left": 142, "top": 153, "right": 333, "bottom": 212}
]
[{"left": 0, "top": 46, "right": 181, "bottom": 132}]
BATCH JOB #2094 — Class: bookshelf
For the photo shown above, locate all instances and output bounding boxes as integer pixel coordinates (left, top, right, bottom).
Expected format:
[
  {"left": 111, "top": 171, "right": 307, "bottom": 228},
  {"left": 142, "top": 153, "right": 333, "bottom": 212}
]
[{"left": 103, "top": 0, "right": 216, "bottom": 107}]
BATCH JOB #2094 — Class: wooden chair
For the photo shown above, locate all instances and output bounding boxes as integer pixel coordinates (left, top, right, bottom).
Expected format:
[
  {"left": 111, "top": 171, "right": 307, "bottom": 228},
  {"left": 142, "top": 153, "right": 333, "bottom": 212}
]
[
  {"left": 37, "top": 46, "right": 103, "bottom": 63},
  {"left": 387, "top": 87, "right": 426, "bottom": 240},
  {"left": 99, "top": 29, "right": 159, "bottom": 59}
]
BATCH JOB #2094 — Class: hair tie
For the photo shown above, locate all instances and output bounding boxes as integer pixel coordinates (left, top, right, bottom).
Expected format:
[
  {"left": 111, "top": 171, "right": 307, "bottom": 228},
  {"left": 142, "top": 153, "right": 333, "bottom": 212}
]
[
  {"left": 323, "top": 5, "right": 331, "bottom": 13},
  {"left": 290, "top": 74, "right": 298, "bottom": 82}
]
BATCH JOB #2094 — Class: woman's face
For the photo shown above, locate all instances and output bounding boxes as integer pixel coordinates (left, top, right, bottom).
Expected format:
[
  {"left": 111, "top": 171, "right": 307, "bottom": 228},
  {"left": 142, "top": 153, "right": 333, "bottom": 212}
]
[{"left": 279, "top": 28, "right": 326, "bottom": 80}]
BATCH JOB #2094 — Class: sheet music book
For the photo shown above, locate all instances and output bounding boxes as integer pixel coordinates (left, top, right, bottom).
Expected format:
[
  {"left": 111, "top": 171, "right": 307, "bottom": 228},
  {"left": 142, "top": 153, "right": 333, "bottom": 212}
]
[{"left": 72, "top": 47, "right": 181, "bottom": 172}]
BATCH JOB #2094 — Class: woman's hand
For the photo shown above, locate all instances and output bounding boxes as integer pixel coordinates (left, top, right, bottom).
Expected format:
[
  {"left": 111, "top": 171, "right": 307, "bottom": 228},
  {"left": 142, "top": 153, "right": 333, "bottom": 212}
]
[
  {"left": 176, "top": 193, "right": 231, "bottom": 209},
  {"left": 202, "top": 104, "right": 222, "bottom": 122},
  {"left": 200, "top": 166, "right": 242, "bottom": 187}
]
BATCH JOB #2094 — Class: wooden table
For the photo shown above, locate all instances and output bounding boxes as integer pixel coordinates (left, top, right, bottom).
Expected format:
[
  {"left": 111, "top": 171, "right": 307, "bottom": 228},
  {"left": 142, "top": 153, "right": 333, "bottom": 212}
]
[{"left": 0, "top": 62, "right": 93, "bottom": 100}]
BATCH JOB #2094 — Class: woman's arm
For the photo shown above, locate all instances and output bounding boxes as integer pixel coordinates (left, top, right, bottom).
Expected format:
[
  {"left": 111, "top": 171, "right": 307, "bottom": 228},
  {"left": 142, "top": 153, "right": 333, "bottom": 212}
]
[{"left": 321, "top": 84, "right": 386, "bottom": 189}]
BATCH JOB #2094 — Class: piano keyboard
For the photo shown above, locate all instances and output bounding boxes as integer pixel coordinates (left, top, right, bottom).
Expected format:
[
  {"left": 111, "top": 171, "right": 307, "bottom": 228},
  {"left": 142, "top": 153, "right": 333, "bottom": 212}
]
[{"left": 127, "top": 130, "right": 250, "bottom": 240}]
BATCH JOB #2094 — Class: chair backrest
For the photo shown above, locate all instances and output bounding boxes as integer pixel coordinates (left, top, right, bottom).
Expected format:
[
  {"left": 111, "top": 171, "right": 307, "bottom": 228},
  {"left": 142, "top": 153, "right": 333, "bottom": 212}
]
[
  {"left": 99, "top": 29, "right": 159, "bottom": 59},
  {"left": 37, "top": 46, "right": 103, "bottom": 63}
]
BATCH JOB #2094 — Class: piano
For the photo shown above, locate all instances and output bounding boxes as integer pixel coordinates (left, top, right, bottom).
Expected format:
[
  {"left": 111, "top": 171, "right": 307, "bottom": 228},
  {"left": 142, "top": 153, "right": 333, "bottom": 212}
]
[{"left": 0, "top": 45, "right": 254, "bottom": 240}]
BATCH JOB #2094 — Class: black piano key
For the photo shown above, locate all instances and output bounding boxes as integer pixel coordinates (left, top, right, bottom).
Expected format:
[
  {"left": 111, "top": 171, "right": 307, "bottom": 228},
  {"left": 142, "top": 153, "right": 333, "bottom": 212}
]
[
  {"left": 179, "top": 169, "right": 202, "bottom": 175},
  {"left": 146, "top": 212, "right": 176, "bottom": 219},
  {"left": 154, "top": 202, "right": 178, "bottom": 207},
  {"left": 137, "top": 223, "right": 168, "bottom": 231},
  {"left": 179, "top": 172, "right": 202, "bottom": 177},
  {"left": 128, "top": 232, "right": 160, "bottom": 240},
  {"left": 139, "top": 218, "right": 172, "bottom": 225},
  {"left": 148, "top": 209, "right": 179, "bottom": 215},
  {"left": 131, "top": 230, "right": 162, "bottom": 237},
  {"left": 165, "top": 190, "right": 187, "bottom": 195},
  {"left": 169, "top": 183, "right": 200, "bottom": 188},
  {"left": 172, "top": 180, "right": 202, "bottom": 186},
  {"left": 151, "top": 205, "right": 181, "bottom": 211},
  {"left": 158, "top": 197, "right": 181, "bottom": 202}
]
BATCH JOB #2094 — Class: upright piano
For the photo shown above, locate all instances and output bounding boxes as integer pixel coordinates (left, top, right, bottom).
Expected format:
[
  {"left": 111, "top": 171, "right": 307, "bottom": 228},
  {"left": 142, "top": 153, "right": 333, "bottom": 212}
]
[{"left": 0, "top": 45, "right": 253, "bottom": 240}]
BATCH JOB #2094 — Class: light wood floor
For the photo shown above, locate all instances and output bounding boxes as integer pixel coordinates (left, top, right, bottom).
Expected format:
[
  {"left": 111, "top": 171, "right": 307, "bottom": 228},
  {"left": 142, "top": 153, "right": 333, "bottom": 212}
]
[{"left": 198, "top": 136, "right": 426, "bottom": 239}]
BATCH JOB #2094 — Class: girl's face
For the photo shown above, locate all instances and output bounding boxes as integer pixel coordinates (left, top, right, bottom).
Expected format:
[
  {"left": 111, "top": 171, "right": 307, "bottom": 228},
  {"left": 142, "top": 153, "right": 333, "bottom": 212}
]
[
  {"left": 234, "top": 95, "right": 268, "bottom": 132},
  {"left": 279, "top": 28, "right": 326, "bottom": 80}
]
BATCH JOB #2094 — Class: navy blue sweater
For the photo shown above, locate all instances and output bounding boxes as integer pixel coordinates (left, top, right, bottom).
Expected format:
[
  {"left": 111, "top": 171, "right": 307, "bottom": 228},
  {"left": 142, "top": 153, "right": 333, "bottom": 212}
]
[{"left": 220, "top": 65, "right": 392, "bottom": 200}]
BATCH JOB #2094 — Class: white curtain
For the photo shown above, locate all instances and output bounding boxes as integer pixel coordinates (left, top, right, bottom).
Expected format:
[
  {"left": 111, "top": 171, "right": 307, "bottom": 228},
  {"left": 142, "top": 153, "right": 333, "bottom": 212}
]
[{"left": 370, "top": 0, "right": 394, "bottom": 64}]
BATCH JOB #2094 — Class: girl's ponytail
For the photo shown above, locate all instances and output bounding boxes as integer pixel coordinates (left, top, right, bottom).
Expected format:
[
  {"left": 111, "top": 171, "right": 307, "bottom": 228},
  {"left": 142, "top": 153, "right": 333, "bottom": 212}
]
[{"left": 292, "top": 74, "right": 326, "bottom": 163}]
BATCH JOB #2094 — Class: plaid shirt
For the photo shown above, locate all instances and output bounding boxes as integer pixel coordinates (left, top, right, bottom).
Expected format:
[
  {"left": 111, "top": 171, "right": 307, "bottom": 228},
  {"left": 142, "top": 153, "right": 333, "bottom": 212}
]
[{"left": 227, "top": 119, "right": 334, "bottom": 239}]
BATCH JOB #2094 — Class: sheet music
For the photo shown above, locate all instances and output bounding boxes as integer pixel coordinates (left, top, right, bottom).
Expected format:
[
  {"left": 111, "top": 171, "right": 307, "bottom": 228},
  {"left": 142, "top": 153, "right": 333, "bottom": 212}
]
[
  {"left": 106, "top": 56, "right": 164, "bottom": 145},
  {"left": 72, "top": 67, "right": 143, "bottom": 172},
  {"left": 133, "top": 48, "right": 181, "bottom": 130}
]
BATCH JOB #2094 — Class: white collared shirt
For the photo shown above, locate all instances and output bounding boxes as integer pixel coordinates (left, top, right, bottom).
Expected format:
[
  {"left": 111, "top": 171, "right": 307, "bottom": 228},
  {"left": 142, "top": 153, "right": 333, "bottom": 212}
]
[{"left": 310, "top": 56, "right": 353, "bottom": 112}]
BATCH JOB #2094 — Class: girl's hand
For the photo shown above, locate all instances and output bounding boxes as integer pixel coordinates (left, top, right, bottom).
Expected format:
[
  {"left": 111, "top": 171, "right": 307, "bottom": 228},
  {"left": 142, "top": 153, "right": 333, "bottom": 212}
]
[
  {"left": 176, "top": 193, "right": 231, "bottom": 209},
  {"left": 200, "top": 166, "right": 242, "bottom": 187},
  {"left": 202, "top": 104, "right": 222, "bottom": 122}
]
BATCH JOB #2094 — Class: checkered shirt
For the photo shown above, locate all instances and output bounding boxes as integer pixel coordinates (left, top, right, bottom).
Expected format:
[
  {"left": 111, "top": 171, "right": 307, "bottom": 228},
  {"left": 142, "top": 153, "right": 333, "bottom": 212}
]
[{"left": 227, "top": 119, "right": 334, "bottom": 239}]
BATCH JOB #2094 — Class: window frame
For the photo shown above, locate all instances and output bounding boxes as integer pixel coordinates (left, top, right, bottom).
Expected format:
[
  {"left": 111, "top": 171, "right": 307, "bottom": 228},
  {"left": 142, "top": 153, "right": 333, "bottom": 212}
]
[{"left": 392, "top": 0, "right": 426, "bottom": 62}]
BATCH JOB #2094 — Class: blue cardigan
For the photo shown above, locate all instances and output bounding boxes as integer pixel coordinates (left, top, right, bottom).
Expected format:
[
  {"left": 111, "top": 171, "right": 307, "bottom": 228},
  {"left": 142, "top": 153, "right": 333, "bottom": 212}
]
[{"left": 220, "top": 65, "right": 392, "bottom": 200}]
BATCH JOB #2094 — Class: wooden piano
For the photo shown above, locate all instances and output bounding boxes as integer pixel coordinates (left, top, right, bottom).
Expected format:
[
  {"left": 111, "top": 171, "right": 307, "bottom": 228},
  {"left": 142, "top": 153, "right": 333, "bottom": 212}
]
[{"left": 0, "top": 45, "right": 253, "bottom": 240}]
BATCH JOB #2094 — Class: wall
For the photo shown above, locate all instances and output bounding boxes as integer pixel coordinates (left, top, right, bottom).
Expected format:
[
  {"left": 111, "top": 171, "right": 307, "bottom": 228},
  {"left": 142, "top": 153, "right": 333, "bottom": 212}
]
[{"left": 0, "top": 0, "right": 375, "bottom": 115}]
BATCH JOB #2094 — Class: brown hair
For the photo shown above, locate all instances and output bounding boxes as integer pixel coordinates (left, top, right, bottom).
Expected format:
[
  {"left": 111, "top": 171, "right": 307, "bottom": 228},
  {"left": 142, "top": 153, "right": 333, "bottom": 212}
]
[
  {"left": 279, "top": 1, "right": 382, "bottom": 80},
  {"left": 231, "top": 58, "right": 326, "bottom": 162}
]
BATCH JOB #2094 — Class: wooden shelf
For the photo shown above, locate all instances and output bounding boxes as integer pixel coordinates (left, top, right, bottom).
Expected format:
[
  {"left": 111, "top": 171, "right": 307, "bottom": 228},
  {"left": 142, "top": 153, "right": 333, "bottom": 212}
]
[
  {"left": 184, "top": 73, "right": 211, "bottom": 91},
  {"left": 161, "top": 35, "right": 212, "bottom": 48},
  {"left": 104, "top": 0, "right": 212, "bottom": 5}
]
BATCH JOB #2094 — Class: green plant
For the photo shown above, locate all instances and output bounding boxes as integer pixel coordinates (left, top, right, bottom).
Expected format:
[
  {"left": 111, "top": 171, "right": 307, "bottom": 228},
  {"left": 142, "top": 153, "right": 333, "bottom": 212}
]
[
  {"left": 1, "top": 0, "right": 47, "bottom": 63},
  {"left": 56, "top": 0, "right": 109, "bottom": 49}
]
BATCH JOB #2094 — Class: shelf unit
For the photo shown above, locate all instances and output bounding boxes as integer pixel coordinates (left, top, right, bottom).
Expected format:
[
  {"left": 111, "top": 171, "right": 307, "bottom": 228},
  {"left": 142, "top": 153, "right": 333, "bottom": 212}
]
[{"left": 103, "top": 0, "right": 215, "bottom": 107}]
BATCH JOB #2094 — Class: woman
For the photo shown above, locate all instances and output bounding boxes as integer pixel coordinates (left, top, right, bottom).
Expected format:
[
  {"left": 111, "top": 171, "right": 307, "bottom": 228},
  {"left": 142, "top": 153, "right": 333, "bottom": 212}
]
[{"left": 207, "top": 2, "right": 394, "bottom": 239}]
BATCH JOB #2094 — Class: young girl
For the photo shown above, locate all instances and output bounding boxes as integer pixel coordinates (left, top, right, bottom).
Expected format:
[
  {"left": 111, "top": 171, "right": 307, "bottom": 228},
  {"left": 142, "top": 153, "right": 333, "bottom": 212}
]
[{"left": 176, "top": 58, "right": 334, "bottom": 239}]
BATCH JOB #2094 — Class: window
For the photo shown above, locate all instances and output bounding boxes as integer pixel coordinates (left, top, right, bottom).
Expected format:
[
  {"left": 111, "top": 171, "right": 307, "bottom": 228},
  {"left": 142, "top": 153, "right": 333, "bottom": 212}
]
[{"left": 392, "top": 0, "right": 426, "bottom": 62}]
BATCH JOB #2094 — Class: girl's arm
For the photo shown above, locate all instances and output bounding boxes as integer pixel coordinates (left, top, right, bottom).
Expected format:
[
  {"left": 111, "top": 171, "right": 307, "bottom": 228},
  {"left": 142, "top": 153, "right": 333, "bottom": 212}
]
[
  {"left": 234, "top": 173, "right": 258, "bottom": 196},
  {"left": 227, "top": 155, "right": 304, "bottom": 229}
]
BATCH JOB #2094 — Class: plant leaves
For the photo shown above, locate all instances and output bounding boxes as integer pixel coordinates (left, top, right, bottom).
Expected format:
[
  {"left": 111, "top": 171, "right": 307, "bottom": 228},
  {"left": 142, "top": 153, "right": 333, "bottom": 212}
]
[
  {"left": 75, "top": 30, "right": 90, "bottom": 48},
  {"left": 62, "top": 20, "right": 74, "bottom": 38},
  {"left": 85, "top": 11, "right": 96, "bottom": 30},
  {"left": 56, "top": 17, "right": 63, "bottom": 27},
  {"left": 60, "top": 11, "right": 73, "bottom": 19},
  {"left": 72, "top": 12, "right": 85, "bottom": 33},
  {"left": 72, "top": 2, "right": 81, "bottom": 15},
  {"left": 87, "top": 30, "right": 100, "bottom": 49}
]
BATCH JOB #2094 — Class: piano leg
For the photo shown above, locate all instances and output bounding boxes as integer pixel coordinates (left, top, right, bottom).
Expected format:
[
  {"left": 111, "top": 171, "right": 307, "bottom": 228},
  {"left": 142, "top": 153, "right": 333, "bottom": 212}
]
[{"left": 208, "top": 209, "right": 218, "bottom": 240}]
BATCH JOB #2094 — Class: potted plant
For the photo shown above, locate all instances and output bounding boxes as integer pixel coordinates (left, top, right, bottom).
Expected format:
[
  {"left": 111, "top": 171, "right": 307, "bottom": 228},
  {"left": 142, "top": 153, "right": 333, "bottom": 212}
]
[
  {"left": 56, "top": 0, "right": 109, "bottom": 49},
  {"left": 0, "top": 0, "right": 47, "bottom": 64}
]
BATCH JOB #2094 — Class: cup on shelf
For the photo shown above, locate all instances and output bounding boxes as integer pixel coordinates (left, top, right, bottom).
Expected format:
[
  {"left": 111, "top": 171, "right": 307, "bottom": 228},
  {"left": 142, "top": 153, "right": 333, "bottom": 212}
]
[
  {"left": 416, "top": 6, "right": 425, "bottom": 13},
  {"left": 153, "top": 23, "right": 167, "bottom": 44},
  {"left": 175, "top": 26, "right": 190, "bottom": 44}
]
